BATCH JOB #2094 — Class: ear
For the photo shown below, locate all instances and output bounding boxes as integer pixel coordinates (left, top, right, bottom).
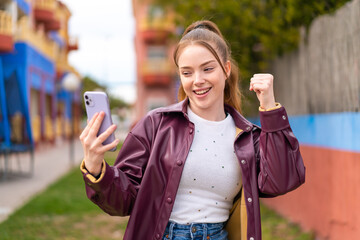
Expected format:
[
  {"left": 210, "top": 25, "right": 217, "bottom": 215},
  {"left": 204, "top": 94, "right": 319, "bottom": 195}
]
[{"left": 224, "top": 60, "right": 231, "bottom": 79}]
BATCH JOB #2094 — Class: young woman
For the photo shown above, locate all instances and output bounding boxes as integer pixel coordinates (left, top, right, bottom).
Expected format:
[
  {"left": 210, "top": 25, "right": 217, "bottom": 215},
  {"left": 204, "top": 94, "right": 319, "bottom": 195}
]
[{"left": 79, "top": 20, "right": 305, "bottom": 240}]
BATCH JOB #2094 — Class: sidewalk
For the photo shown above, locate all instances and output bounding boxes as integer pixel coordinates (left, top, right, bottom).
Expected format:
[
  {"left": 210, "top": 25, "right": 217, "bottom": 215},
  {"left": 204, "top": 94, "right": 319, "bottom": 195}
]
[{"left": 0, "top": 139, "right": 83, "bottom": 223}]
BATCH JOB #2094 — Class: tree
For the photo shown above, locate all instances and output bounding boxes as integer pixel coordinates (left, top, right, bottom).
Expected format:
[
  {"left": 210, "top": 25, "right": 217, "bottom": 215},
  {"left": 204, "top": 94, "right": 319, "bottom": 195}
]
[
  {"left": 154, "top": 0, "right": 351, "bottom": 115},
  {"left": 81, "top": 76, "right": 130, "bottom": 117},
  {"left": 81, "top": 76, "right": 106, "bottom": 94}
]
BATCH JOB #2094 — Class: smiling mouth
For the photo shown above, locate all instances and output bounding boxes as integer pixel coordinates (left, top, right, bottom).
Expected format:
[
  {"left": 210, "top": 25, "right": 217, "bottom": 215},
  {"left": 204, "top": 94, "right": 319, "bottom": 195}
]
[{"left": 194, "top": 88, "right": 211, "bottom": 95}]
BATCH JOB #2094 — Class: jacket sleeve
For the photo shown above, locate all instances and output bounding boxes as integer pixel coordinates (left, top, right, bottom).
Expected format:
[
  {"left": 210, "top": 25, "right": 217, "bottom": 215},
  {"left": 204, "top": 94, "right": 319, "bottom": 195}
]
[
  {"left": 81, "top": 114, "right": 156, "bottom": 216},
  {"left": 255, "top": 106, "right": 305, "bottom": 197}
]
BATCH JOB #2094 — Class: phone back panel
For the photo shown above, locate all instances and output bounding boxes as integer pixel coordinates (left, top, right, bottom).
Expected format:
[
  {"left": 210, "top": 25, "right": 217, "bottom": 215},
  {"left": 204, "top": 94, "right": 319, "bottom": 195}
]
[{"left": 84, "top": 91, "right": 116, "bottom": 148}]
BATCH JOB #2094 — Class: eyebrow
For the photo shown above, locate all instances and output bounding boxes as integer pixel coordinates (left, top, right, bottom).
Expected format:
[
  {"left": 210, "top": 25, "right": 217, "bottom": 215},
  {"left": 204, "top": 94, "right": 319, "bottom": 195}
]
[{"left": 179, "top": 60, "right": 217, "bottom": 69}]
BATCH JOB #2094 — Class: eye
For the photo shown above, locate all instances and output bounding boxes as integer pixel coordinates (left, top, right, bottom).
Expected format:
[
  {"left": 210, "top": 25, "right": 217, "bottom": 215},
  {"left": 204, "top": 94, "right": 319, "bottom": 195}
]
[
  {"left": 204, "top": 67, "right": 214, "bottom": 72},
  {"left": 181, "top": 71, "right": 192, "bottom": 77}
]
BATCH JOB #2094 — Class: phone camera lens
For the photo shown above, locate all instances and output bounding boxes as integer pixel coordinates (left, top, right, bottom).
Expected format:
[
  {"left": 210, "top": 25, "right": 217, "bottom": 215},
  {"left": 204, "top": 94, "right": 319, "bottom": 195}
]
[
  {"left": 85, "top": 95, "right": 89, "bottom": 99},
  {"left": 86, "top": 101, "right": 90, "bottom": 105}
]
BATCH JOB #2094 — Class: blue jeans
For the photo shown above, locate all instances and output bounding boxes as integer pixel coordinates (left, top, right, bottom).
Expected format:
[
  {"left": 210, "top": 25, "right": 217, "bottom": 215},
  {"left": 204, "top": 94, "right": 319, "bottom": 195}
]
[{"left": 162, "top": 222, "right": 228, "bottom": 240}]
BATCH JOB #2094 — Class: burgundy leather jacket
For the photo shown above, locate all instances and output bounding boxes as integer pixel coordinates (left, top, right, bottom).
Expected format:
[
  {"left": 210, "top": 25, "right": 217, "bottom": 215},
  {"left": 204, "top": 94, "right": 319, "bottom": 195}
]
[{"left": 81, "top": 99, "right": 305, "bottom": 240}]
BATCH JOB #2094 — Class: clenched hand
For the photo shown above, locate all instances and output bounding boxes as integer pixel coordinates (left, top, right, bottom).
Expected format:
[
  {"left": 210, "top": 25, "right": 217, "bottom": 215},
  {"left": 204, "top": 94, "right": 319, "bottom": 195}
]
[{"left": 249, "top": 73, "right": 277, "bottom": 110}]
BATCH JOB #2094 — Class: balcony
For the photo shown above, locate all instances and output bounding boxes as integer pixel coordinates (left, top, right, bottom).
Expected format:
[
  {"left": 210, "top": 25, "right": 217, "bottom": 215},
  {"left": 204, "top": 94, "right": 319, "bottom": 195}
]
[
  {"left": 15, "top": 17, "right": 57, "bottom": 60},
  {"left": 141, "top": 59, "right": 173, "bottom": 86},
  {"left": 55, "top": 52, "right": 73, "bottom": 78},
  {"left": 44, "top": 6, "right": 62, "bottom": 31},
  {"left": 44, "top": 18, "right": 60, "bottom": 31},
  {"left": 34, "top": 0, "right": 56, "bottom": 23},
  {"left": 67, "top": 37, "right": 78, "bottom": 51},
  {"left": 0, "top": 10, "right": 13, "bottom": 52},
  {"left": 140, "top": 17, "right": 173, "bottom": 44}
]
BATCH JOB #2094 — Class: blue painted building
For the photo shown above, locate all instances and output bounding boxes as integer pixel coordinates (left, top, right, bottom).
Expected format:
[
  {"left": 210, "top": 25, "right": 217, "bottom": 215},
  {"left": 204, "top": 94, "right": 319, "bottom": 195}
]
[{"left": 0, "top": 0, "right": 81, "bottom": 152}]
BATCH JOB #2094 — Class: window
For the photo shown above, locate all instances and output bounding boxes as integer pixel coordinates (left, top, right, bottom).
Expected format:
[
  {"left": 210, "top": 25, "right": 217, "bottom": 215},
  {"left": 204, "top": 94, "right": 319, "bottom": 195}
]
[
  {"left": 148, "top": 5, "right": 164, "bottom": 19},
  {"left": 147, "top": 46, "right": 167, "bottom": 60},
  {"left": 147, "top": 97, "right": 168, "bottom": 111}
]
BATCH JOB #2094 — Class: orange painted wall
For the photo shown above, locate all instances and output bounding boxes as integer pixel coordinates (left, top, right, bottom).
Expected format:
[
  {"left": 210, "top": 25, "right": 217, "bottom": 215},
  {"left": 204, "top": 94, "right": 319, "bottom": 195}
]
[{"left": 262, "top": 145, "right": 360, "bottom": 239}]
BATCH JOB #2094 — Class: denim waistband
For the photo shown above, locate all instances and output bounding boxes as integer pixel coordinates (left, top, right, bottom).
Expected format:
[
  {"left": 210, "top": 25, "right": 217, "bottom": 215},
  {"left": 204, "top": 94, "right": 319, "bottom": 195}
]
[
  {"left": 166, "top": 221, "right": 226, "bottom": 230},
  {"left": 163, "top": 221, "right": 228, "bottom": 240}
]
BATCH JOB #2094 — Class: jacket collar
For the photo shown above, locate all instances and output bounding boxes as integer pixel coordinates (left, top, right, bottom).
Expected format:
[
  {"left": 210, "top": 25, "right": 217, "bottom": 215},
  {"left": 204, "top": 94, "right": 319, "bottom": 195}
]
[
  {"left": 156, "top": 99, "right": 188, "bottom": 114},
  {"left": 157, "top": 99, "right": 254, "bottom": 132}
]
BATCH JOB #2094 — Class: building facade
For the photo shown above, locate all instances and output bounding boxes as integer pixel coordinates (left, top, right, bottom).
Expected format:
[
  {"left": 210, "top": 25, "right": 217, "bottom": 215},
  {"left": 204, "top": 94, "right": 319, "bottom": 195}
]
[
  {"left": 132, "top": 0, "right": 178, "bottom": 122},
  {"left": 0, "top": 0, "right": 80, "bottom": 151}
]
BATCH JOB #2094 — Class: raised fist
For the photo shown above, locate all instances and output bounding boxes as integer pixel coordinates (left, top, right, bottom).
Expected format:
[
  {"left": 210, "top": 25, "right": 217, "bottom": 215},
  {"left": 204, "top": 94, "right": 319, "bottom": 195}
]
[{"left": 249, "top": 73, "right": 276, "bottom": 110}]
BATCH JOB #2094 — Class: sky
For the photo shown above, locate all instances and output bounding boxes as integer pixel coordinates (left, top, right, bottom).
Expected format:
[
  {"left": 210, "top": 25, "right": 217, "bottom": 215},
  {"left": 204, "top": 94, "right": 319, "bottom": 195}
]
[{"left": 60, "top": 0, "right": 136, "bottom": 103}]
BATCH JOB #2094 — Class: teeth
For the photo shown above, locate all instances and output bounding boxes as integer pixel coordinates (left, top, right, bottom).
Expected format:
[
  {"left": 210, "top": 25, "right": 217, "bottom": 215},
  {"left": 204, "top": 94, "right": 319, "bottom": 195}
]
[{"left": 195, "top": 88, "right": 210, "bottom": 95}]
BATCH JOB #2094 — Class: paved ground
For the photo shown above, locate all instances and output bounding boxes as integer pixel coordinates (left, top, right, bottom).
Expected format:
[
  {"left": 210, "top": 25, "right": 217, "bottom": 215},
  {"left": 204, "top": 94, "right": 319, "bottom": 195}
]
[{"left": 0, "top": 139, "right": 84, "bottom": 223}]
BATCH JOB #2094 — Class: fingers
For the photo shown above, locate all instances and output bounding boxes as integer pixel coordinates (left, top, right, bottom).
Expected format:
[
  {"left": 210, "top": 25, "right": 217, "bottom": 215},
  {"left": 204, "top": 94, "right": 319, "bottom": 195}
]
[
  {"left": 249, "top": 73, "right": 276, "bottom": 109},
  {"left": 79, "top": 112, "right": 99, "bottom": 141},
  {"left": 250, "top": 81, "right": 271, "bottom": 92},
  {"left": 88, "top": 112, "right": 105, "bottom": 138},
  {"left": 249, "top": 73, "right": 273, "bottom": 92},
  {"left": 253, "top": 73, "right": 273, "bottom": 78},
  {"left": 100, "top": 138, "right": 120, "bottom": 152},
  {"left": 92, "top": 124, "right": 119, "bottom": 153},
  {"left": 87, "top": 122, "right": 118, "bottom": 150},
  {"left": 97, "top": 124, "right": 117, "bottom": 144},
  {"left": 81, "top": 113, "right": 119, "bottom": 159}
]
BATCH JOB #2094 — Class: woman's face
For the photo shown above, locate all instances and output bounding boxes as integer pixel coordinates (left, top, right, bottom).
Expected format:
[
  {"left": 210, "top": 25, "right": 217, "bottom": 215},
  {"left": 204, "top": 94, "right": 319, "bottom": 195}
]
[{"left": 177, "top": 44, "right": 230, "bottom": 121}]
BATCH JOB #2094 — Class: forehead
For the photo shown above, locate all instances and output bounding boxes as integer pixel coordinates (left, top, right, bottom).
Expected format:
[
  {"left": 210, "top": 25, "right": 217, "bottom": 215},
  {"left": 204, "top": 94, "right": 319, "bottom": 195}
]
[{"left": 178, "top": 44, "right": 218, "bottom": 67}]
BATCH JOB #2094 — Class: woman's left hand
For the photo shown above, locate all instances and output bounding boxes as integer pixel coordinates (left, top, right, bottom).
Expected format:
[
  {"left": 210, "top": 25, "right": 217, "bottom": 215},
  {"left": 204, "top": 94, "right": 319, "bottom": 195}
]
[{"left": 249, "top": 73, "right": 276, "bottom": 110}]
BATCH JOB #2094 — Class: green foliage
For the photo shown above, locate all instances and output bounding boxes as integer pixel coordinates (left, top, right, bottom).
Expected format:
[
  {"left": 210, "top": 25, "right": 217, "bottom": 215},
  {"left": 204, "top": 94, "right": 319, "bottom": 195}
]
[
  {"left": 81, "top": 76, "right": 107, "bottom": 94},
  {"left": 0, "top": 147, "right": 312, "bottom": 239},
  {"left": 81, "top": 76, "right": 130, "bottom": 117},
  {"left": 260, "top": 204, "right": 315, "bottom": 240},
  {"left": 108, "top": 96, "right": 130, "bottom": 112},
  {"left": 0, "top": 152, "right": 125, "bottom": 240},
  {"left": 154, "top": 0, "right": 351, "bottom": 115}
]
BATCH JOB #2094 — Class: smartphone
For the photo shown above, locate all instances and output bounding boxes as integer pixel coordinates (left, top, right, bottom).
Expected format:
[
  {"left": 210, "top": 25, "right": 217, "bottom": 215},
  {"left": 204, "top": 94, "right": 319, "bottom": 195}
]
[{"left": 84, "top": 91, "right": 116, "bottom": 151}]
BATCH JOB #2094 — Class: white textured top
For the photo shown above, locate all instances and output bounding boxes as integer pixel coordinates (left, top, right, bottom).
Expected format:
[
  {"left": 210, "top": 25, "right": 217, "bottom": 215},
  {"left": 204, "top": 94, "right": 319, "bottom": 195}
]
[{"left": 169, "top": 107, "right": 242, "bottom": 224}]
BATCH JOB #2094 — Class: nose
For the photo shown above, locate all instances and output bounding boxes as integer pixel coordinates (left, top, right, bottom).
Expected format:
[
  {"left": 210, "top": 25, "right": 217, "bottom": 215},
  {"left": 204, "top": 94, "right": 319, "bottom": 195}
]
[{"left": 194, "top": 72, "right": 205, "bottom": 85}]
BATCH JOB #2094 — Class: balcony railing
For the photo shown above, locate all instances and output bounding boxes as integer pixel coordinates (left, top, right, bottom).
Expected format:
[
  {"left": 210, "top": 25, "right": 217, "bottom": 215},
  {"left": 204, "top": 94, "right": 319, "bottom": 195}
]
[
  {"left": 67, "top": 36, "right": 78, "bottom": 51},
  {"left": 0, "top": 10, "right": 14, "bottom": 52},
  {"left": 141, "top": 59, "right": 173, "bottom": 86},
  {"left": 140, "top": 16, "right": 173, "bottom": 44},
  {"left": 34, "top": 0, "right": 56, "bottom": 23},
  {"left": 140, "top": 16, "right": 173, "bottom": 31},
  {"left": 44, "top": 6, "right": 61, "bottom": 31},
  {"left": 0, "top": 10, "right": 12, "bottom": 35},
  {"left": 142, "top": 59, "right": 172, "bottom": 74},
  {"left": 34, "top": 0, "right": 56, "bottom": 11},
  {"left": 15, "top": 17, "right": 57, "bottom": 60},
  {"left": 56, "top": 51, "right": 69, "bottom": 73}
]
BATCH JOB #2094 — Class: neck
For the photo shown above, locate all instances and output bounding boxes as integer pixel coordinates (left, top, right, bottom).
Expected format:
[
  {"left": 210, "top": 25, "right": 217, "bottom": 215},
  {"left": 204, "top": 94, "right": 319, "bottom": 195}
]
[{"left": 188, "top": 102, "right": 226, "bottom": 121}]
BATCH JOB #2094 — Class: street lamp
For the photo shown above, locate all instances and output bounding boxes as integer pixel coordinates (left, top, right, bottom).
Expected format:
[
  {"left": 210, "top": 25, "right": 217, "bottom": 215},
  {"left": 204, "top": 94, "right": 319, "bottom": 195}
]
[
  {"left": 62, "top": 73, "right": 81, "bottom": 166},
  {"left": 63, "top": 72, "right": 81, "bottom": 92}
]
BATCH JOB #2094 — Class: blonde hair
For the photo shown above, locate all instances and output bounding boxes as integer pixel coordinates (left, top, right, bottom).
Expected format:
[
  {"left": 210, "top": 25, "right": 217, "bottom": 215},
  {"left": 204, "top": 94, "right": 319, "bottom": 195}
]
[{"left": 174, "top": 20, "right": 242, "bottom": 113}]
